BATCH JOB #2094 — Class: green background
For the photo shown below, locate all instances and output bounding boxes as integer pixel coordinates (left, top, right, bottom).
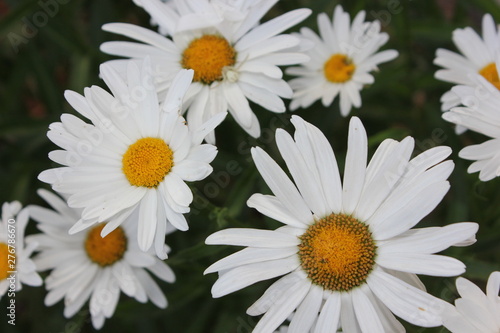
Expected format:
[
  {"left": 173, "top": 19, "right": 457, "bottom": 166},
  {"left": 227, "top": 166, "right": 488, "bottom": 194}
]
[{"left": 1, "top": 0, "right": 499, "bottom": 332}]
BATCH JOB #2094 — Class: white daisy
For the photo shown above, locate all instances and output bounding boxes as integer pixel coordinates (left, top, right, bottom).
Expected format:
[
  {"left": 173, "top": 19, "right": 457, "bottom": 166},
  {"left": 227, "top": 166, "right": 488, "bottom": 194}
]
[
  {"left": 442, "top": 271, "right": 500, "bottom": 333},
  {"left": 442, "top": 75, "right": 500, "bottom": 181},
  {"left": 100, "top": 0, "right": 311, "bottom": 142},
  {"left": 434, "top": 13, "right": 500, "bottom": 128},
  {"left": 38, "top": 59, "right": 226, "bottom": 259},
  {"left": 27, "top": 189, "right": 175, "bottom": 330},
  {"left": 0, "top": 201, "right": 42, "bottom": 299},
  {"left": 286, "top": 5, "right": 398, "bottom": 116},
  {"left": 205, "top": 115, "right": 478, "bottom": 332}
]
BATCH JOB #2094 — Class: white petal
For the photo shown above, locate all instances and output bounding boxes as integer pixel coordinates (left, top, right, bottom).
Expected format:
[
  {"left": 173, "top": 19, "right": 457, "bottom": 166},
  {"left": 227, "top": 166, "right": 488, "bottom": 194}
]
[
  {"left": 137, "top": 190, "right": 158, "bottom": 252},
  {"left": 191, "top": 111, "right": 227, "bottom": 146},
  {"left": 153, "top": 198, "right": 168, "bottom": 260},
  {"left": 486, "top": 271, "right": 500, "bottom": 300},
  {"left": 247, "top": 271, "right": 305, "bottom": 316},
  {"left": 147, "top": 260, "right": 176, "bottom": 283},
  {"left": 288, "top": 285, "right": 323, "bottom": 333},
  {"left": 340, "top": 291, "right": 362, "bottom": 333},
  {"left": 363, "top": 285, "right": 406, "bottom": 332},
  {"left": 370, "top": 181, "right": 450, "bottom": 240},
  {"left": 342, "top": 117, "right": 368, "bottom": 215},
  {"left": 276, "top": 129, "right": 328, "bottom": 217},
  {"left": 124, "top": 250, "right": 156, "bottom": 268},
  {"left": 247, "top": 194, "right": 306, "bottom": 228},
  {"left": 251, "top": 147, "right": 313, "bottom": 225},
  {"left": 102, "top": 23, "right": 175, "bottom": 51},
  {"left": 377, "top": 252, "right": 466, "bottom": 277},
  {"left": 253, "top": 280, "right": 311, "bottom": 333},
  {"left": 164, "top": 173, "right": 193, "bottom": 208},
  {"left": 135, "top": 269, "right": 168, "bottom": 308},
  {"left": 314, "top": 292, "right": 341, "bottom": 333},
  {"left": 239, "top": 81, "right": 286, "bottom": 113},
  {"left": 291, "top": 116, "right": 343, "bottom": 213},
  {"left": 172, "top": 160, "right": 213, "bottom": 182},
  {"left": 161, "top": 193, "right": 189, "bottom": 231},
  {"left": 162, "top": 69, "right": 194, "bottom": 113},
  {"left": 211, "top": 256, "right": 299, "bottom": 298},
  {"left": 231, "top": 0, "right": 278, "bottom": 41},
  {"left": 355, "top": 137, "right": 414, "bottom": 221},
  {"left": 205, "top": 246, "right": 298, "bottom": 274},
  {"left": 111, "top": 261, "right": 136, "bottom": 296},
  {"left": 36, "top": 188, "right": 76, "bottom": 218},
  {"left": 455, "top": 298, "right": 497, "bottom": 331},
  {"left": 367, "top": 269, "right": 450, "bottom": 327},
  {"left": 241, "top": 61, "right": 282, "bottom": 79},
  {"left": 236, "top": 9, "right": 311, "bottom": 50},
  {"left": 352, "top": 287, "right": 385, "bottom": 333},
  {"left": 205, "top": 228, "right": 300, "bottom": 248},
  {"left": 378, "top": 223, "right": 478, "bottom": 254},
  {"left": 442, "top": 308, "right": 479, "bottom": 333},
  {"left": 223, "top": 83, "right": 253, "bottom": 128}
]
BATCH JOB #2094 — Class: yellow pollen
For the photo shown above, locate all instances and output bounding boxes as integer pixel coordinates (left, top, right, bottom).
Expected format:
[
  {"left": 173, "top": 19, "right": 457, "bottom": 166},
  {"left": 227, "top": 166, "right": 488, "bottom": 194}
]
[
  {"left": 181, "top": 34, "right": 236, "bottom": 84},
  {"left": 0, "top": 242, "right": 14, "bottom": 280},
  {"left": 84, "top": 224, "right": 127, "bottom": 267},
  {"left": 122, "top": 137, "right": 173, "bottom": 188},
  {"left": 298, "top": 213, "right": 377, "bottom": 292},
  {"left": 479, "top": 62, "right": 500, "bottom": 90},
  {"left": 324, "top": 54, "right": 356, "bottom": 83}
]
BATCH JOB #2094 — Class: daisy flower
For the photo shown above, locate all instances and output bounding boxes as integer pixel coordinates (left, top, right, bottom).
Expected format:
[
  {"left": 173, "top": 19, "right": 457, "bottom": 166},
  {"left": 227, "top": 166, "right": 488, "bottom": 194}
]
[
  {"left": 442, "top": 76, "right": 500, "bottom": 181},
  {"left": 38, "top": 59, "right": 226, "bottom": 259},
  {"left": 27, "top": 189, "right": 175, "bottom": 330},
  {"left": 286, "top": 5, "right": 398, "bottom": 116},
  {"left": 205, "top": 115, "right": 478, "bottom": 332},
  {"left": 442, "top": 271, "right": 500, "bottom": 333},
  {"left": 434, "top": 13, "right": 500, "bottom": 128},
  {"left": 1, "top": 201, "right": 42, "bottom": 299},
  {"left": 100, "top": 0, "right": 311, "bottom": 142}
]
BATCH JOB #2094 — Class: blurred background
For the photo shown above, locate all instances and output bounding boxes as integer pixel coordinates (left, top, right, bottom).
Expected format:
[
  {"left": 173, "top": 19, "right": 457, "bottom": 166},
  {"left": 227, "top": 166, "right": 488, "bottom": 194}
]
[{"left": 1, "top": 0, "right": 500, "bottom": 332}]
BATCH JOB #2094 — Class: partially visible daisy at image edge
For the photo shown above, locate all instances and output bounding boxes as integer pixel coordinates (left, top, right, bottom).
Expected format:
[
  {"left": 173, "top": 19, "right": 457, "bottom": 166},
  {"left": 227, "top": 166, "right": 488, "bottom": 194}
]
[
  {"left": 442, "top": 271, "right": 500, "bottom": 333},
  {"left": 434, "top": 13, "right": 500, "bottom": 132},
  {"left": 100, "top": 0, "right": 311, "bottom": 142},
  {"left": 1, "top": 201, "right": 42, "bottom": 299},
  {"left": 205, "top": 115, "right": 478, "bottom": 332},
  {"left": 286, "top": 5, "right": 398, "bottom": 116},
  {"left": 38, "top": 59, "right": 226, "bottom": 259},
  {"left": 442, "top": 76, "right": 500, "bottom": 181},
  {"left": 27, "top": 189, "right": 175, "bottom": 330}
]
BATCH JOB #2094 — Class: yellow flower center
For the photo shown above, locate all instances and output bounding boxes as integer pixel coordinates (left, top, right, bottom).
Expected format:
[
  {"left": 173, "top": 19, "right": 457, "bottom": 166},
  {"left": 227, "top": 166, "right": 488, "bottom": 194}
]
[
  {"left": 181, "top": 34, "right": 236, "bottom": 84},
  {"left": 122, "top": 137, "right": 173, "bottom": 188},
  {"left": 479, "top": 62, "right": 500, "bottom": 90},
  {"left": 298, "top": 213, "right": 377, "bottom": 292},
  {"left": 84, "top": 224, "right": 127, "bottom": 267},
  {"left": 0, "top": 242, "right": 14, "bottom": 280},
  {"left": 324, "top": 54, "right": 356, "bottom": 83}
]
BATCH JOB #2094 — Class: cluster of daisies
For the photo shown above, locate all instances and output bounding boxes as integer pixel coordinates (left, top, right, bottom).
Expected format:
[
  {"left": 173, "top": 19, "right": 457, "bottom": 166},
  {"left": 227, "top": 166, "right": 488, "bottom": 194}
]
[{"left": 1, "top": 0, "right": 499, "bottom": 332}]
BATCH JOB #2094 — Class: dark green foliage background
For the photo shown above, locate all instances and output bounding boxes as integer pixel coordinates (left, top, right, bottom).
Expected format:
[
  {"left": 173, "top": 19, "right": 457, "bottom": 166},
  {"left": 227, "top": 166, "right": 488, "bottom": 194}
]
[{"left": 1, "top": 0, "right": 499, "bottom": 332}]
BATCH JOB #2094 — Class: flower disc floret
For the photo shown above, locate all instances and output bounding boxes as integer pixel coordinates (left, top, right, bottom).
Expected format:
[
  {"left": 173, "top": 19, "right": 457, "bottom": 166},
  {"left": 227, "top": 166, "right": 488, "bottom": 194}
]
[
  {"left": 0, "top": 243, "right": 13, "bottom": 280},
  {"left": 181, "top": 34, "right": 236, "bottom": 84},
  {"left": 85, "top": 224, "right": 127, "bottom": 267},
  {"left": 324, "top": 54, "right": 356, "bottom": 83},
  {"left": 479, "top": 62, "right": 500, "bottom": 90},
  {"left": 122, "top": 137, "right": 174, "bottom": 188},
  {"left": 299, "top": 213, "right": 376, "bottom": 292}
]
